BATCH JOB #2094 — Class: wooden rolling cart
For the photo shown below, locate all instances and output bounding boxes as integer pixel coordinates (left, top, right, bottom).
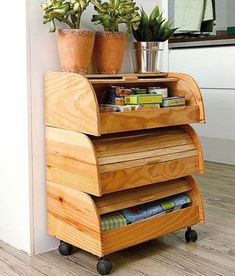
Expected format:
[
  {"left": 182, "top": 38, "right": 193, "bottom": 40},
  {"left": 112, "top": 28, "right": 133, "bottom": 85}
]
[{"left": 45, "top": 72, "right": 205, "bottom": 275}]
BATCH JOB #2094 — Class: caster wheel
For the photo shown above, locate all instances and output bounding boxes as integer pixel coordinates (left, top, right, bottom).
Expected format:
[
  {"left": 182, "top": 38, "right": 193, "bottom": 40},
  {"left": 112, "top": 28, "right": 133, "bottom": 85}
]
[
  {"left": 185, "top": 228, "right": 198, "bottom": 242},
  {"left": 58, "top": 241, "right": 74, "bottom": 256},
  {"left": 96, "top": 258, "right": 112, "bottom": 275}
]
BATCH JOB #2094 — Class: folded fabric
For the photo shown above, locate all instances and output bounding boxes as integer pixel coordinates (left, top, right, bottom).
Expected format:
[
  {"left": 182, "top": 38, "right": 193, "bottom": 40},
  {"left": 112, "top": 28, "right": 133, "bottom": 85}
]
[
  {"left": 174, "top": 0, "right": 215, "bottom": 32},
  {"left": 201, "top": 0, "right": 216, "bottom": 32},
  {"left": 101, "top": 212, "right": 127, "bottom": 231},
  {"left": 121, "top": 194, "right": 192, "bottom": 223}
]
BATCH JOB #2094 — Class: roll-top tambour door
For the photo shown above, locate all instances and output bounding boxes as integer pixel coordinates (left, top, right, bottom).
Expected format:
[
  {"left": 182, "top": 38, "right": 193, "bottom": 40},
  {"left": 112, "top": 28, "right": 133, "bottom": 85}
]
[{"left": 46, "top": 125, "right": 204, "bottom": 196}]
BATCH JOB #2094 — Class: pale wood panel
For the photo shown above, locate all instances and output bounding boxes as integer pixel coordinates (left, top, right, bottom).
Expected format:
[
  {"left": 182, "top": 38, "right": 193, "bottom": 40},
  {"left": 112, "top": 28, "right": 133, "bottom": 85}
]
[
  {"left": 101, "top": 206, "right": 199, "bottom": 255},
  {"left": 94, "top": 178, "right": 192, "bottom": 215},
  {"left": 46, "top": 126, "right": 202, "bottom": 195},
  {"left": 168, "top": 72, "right": 205, "bottom": 123},
  {"left": 98, "top": 144, "right": 195, "bottom": 165},
  {"left": 1, "top": 162, "right": 234, "bottom": 276},
  {"left": 89, "top": 77, "right": 178, "bottom": 85},
  {"left": 99, "top": 150, "right": 197, "bottom": 173},
  {"left": 101, "top": 156, "right": 199, "bottom": 194},
  {"left": 186, "top": 176, "right": 205, "bottom": 223},
  {"left": 85, "top": 72, "right": 168, "bottom": 79},
  {"left": 46, "top": 166, "right": 101, "bottom": 196},
  {"left": 100, "top": 106, "right": 199, "bottom": 134},
  {"left": 180, "top": 125, "right": 204, "bottom": 173},
  {"left": 93, "top": 128, "right": 192, "bottom": 158},
  {"left": 45, "top": 71, "right": 100, "bottom": 136},
  {"left": 46, "top": 127, "right": 101, "bottom": 196},
  {"left": 46, "top": 127, "right": 97, "bottom": 164},
  {"left": 45, "top": 72, "right": 205, "bottom": 136},
  {"left": 47, "top": 182, "right": 102, "bottom": 256}
]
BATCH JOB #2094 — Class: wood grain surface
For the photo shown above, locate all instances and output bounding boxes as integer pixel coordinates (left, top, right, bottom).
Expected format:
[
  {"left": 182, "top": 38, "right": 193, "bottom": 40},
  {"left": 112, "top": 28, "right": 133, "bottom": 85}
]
[
  {"left": 45, "top": 72, "right": 205, "bottom": 135},
  {"left": 101, "top": 206, "right": 198, "bottom": 255},
  {"left": 46, "top": 126, "right": 101, "bottom": 196},
  {"left": 94, "top": 178, "right": 192, "bottom": 215},
  {"left": 1, "top": 162, "right": 234, "bottom": 276},
  {"left": 46, "top": 126, "right": 202, "bottom": 196},
  {"left": 45, "top": 71, "right": 100, "bottom": 136},
  {"left": 100, "top": 106, "right": 200, "bottom": 134},
  {"left": 47, "top": 181, "right": 102, "bottom": 256},
  {"left": 47, "top": 176, "right": 203, "bottom": 257}
]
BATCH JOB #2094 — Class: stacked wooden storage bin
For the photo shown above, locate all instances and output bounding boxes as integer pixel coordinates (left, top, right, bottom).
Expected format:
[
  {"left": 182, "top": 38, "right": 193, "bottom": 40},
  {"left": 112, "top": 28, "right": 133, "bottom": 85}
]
[{"left": 45, "top": 72, "right": 205, "bottom": 275}]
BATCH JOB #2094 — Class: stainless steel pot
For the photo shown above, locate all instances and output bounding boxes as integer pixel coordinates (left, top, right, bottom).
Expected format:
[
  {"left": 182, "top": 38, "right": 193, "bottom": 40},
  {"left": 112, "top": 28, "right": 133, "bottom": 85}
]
[{"left": 132, "top": 42, "right": 160, "bottom": 73}]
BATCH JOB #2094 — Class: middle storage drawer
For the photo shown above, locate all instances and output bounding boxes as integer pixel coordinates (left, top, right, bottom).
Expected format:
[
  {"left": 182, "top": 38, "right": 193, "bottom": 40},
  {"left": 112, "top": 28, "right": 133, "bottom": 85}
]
[{"left": 46, "top": 125, "right": 204, "bottom": 196}]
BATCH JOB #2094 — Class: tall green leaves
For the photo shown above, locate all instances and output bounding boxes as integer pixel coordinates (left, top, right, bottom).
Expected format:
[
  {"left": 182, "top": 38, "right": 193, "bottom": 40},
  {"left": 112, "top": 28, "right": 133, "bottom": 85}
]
[
  {"left": 41, "top": 0, "right": 91, "bottom": 32},
  {"left": 133, "top": 6, "right": 177, "bottom": 42},
  {"left": 91, "top": 0, "right": 140, "bottom": 32}
]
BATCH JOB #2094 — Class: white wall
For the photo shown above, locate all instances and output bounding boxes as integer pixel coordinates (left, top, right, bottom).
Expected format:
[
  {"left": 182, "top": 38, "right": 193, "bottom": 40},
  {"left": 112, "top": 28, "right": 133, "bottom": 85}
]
[
  {"left": 29, "top": 0, "right": 165, "bottom": 255},
  {"left": 0, "top": 1, "right": 32, "bottom": 254}
]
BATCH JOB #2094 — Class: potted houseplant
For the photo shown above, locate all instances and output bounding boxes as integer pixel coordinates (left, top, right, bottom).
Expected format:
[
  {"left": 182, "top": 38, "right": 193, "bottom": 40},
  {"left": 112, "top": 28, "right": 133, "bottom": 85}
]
[
  {"left": 132, "top": 6, "right": 177, "bottom": 73},
  {"left": 91, "top": 0, "right": 140, "bottom": 74},
  {"left": 41, "top": 0, "right": 95, "bottom": 74}
]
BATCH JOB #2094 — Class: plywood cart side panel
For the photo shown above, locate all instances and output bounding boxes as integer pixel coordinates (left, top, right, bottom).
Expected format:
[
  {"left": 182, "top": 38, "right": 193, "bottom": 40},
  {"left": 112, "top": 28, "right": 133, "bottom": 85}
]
[
  {"left": 180, "top": 125, "right": 204, "bottom": 173},
  {"left": 46, "top": 127, "right": 101, "bottom": 196},
  {"left": 45, "top": 71, "right": 100, "bottom": 136},
  {"left": 186, "top": 176, "right": 205, "bottom": 223},
  {"left": 47, "top": 182, "right": 102, "bottom": 256},
  {"left": 168, "top": 72, "right": 205, "bottom": 123}
]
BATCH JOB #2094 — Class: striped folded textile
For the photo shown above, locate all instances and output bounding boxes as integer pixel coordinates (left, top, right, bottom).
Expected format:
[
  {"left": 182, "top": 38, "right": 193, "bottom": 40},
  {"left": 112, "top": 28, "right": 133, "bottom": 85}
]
[
  {"left": 174, "top": 0, "right": 215, "bottom": 32},
  {"left": 121, "top": 194, "right": 192, "bottom": 223},
  {"left": 101, "top": 212, "right": 127, "bottom": 231}
]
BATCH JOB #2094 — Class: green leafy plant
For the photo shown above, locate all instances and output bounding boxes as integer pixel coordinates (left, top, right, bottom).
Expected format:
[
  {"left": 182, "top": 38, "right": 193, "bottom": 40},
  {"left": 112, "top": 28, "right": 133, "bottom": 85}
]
[
  {"left": 133, "top": 6, "right": 177, "bottom": 42},
  {"left": 91, "top": 0, "right": 140, "bottom": 32},
  {"left": 41, "top": 0, "right": 91, "bottom": 32}
]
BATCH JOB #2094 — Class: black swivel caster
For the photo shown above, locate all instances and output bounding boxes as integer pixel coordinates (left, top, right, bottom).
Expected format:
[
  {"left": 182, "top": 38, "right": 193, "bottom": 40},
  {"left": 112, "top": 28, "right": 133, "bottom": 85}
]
[
  {"left": 96, "top": 258, "right": 112, "bottom": 275},
  {"left": 58, "top": 241, "right": 74, "bottom": 256},
  {"left": 185, "top": 227, "right": 198, "bottom": 242}
]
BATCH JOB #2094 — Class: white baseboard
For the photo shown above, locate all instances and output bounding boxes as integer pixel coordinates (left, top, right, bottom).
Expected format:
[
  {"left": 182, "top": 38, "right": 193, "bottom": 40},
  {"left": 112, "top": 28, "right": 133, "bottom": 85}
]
[{"left": 200, "top": 136, "right": 235, "bottom": 165}]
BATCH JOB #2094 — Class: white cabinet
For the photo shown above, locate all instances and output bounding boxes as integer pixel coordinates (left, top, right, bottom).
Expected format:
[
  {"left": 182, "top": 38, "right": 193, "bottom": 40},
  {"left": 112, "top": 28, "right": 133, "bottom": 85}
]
[
  {"left": 193, "top": 89, "right": 235, "bottom": 140},
  {"left": 169, "top": 47, "right": 235, "bottom": 89},
  {"left": 169, "top": 47, "right": 235, "bottom": 164}
]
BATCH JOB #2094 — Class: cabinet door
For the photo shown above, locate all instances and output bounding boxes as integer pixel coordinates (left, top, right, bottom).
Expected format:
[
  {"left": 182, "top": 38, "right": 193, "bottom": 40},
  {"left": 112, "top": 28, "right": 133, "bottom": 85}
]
[
  {"left": 169, "top": 47, "right": 235, "bottom": 89},
  {"left": 193, "top": 89, "right": 235, "bottom": 140}
]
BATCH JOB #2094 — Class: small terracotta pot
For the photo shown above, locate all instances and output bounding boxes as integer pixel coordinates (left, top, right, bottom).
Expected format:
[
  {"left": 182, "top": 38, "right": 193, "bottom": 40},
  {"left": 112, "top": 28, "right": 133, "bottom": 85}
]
[
  {"left": 93, "top": 31, "right": 128, "bottom": 74},
  {"left": 56, "top": 29, "right": 95, "bottom": 74}
]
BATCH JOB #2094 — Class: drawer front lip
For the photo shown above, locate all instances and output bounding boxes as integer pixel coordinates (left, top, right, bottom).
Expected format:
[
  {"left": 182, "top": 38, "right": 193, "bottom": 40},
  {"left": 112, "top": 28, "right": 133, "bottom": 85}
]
[
  {"left": 100, "top": 106, "right": 200, "bottom": 135},
  {"left": 101, "top": 156, "right": 199, "bottom": 194},
  {"left": 101, "top": 205, "right": 199, "bottom": 255}
]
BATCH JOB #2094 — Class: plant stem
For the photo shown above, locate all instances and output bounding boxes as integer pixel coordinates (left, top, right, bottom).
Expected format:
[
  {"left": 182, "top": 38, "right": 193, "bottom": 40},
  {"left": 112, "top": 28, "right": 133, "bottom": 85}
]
[
  {"left": 76, "top": 14, "right": 81, "bottom": 29},
  {"left": 63, "top": 18, "right": 74, "bottom": 29}
]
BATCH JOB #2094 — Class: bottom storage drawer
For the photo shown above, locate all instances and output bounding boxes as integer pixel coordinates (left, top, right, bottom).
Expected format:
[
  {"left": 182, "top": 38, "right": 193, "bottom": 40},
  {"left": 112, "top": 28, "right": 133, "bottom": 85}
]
[
  {"left": 102, "top": 205, "right": 198, "bottom": 255},
  {"left": 48, "top": 176, "right": 204, "bottom": 257}
]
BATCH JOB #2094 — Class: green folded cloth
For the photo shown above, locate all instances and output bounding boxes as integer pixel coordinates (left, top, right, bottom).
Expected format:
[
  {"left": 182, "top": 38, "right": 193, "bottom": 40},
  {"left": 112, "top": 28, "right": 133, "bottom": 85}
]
[
  {"left": 101, "top": 212, "right": 127, "bottom": 231},
  {"left": 175, "top": 0, "right": 215, "bottom": 32}
]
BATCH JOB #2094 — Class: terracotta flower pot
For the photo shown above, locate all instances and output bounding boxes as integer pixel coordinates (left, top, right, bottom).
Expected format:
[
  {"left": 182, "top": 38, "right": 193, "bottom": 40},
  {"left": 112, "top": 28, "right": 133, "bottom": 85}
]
[
  {"left": 93, "top": 31, "right": 128, "bottom": 74},
  {"left": 56, "top": 29, "right": 95, "bottom": 74}
]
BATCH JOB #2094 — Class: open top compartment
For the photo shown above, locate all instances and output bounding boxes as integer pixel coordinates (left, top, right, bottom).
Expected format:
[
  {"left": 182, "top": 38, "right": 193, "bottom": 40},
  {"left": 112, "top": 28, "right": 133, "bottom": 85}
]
[
  {"left": 47, "top": 176, "right": 204, "bottom": 257},
  {"left": 45, "top": 72, "right": 205, "bottom": 136}
]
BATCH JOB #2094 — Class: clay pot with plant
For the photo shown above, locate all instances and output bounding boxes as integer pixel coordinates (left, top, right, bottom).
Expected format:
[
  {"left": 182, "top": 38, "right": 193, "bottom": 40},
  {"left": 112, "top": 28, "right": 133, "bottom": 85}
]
[
  {"left": 91, "top": 0, "right": 140, "bottom": 74},
  {"left": 132, "top": 6, "right": 177, "bottom": 73},
  {"left": 41, "top": 0, "right": 95, "bottom": 74}
]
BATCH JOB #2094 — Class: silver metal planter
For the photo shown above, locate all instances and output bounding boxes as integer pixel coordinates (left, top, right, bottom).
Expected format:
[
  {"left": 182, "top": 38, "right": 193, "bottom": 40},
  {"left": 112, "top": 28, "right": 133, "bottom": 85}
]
[{"left": 132, "top": 42, "right": 160, "bottom": 73}]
